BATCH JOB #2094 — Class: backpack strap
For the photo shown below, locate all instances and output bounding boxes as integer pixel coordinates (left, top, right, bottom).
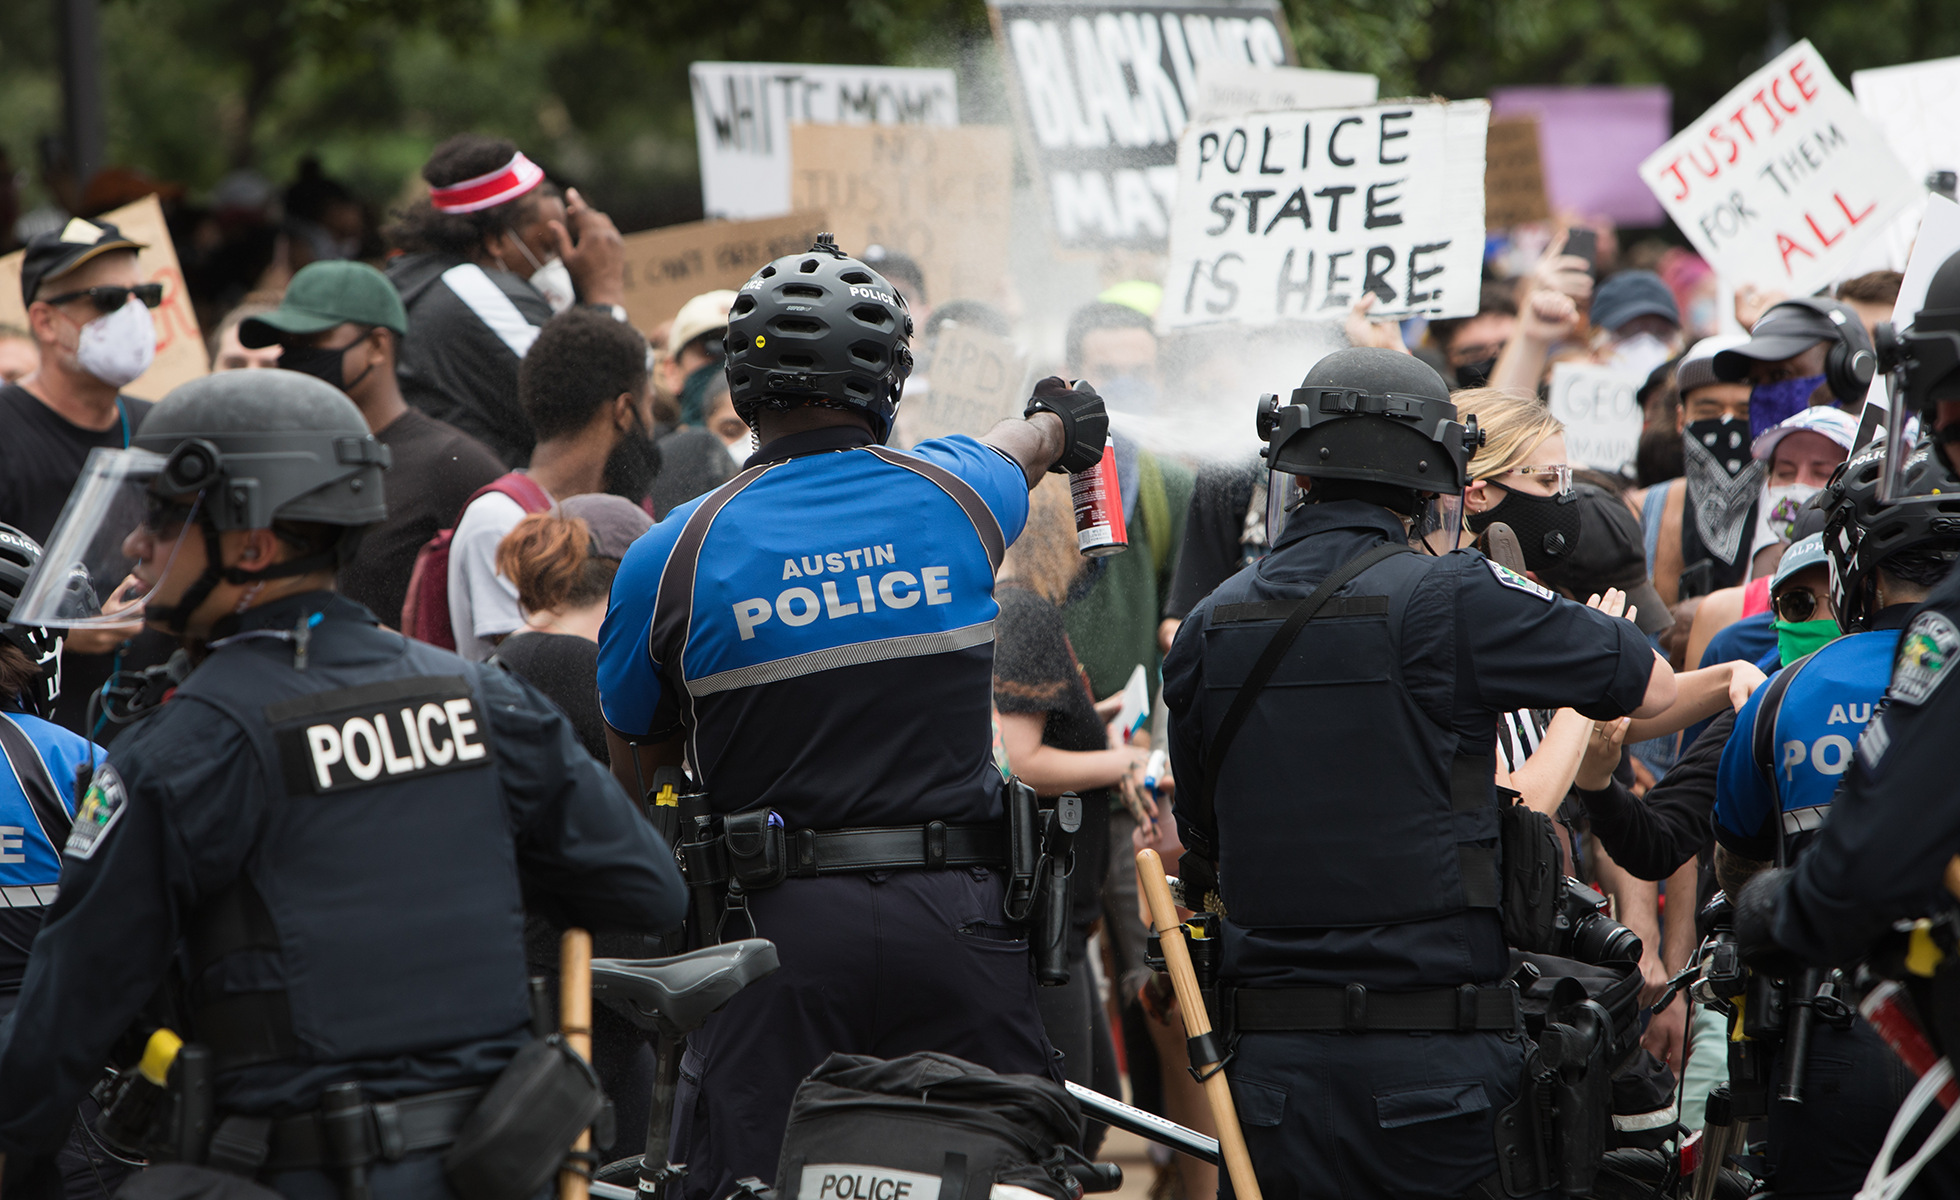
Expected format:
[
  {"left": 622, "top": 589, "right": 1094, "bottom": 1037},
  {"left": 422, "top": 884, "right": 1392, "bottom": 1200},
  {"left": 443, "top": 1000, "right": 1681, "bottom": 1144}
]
[
  {"left": 1138, "top": 450, "right": 1170, "bottom": 579},
  {"left": 451, "top": 471, "right": 552, "bottom": 528},
  {"left": 1751, "top": 649, "right": 1818, "bottom": 868},
  {"left": 1190, "top": 541, "right": 1416, "bottom": 846},
  {"left": 0, "top": 714, "right": 75, "bottom": 847}
]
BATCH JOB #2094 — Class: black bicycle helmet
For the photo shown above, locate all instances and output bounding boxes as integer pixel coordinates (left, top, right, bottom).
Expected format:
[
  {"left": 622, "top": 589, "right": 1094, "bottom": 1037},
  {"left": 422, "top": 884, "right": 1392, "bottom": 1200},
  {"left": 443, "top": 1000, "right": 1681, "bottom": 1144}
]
[
  {"left": 724, "top": 234, "right": 915, "bottom": 444},
  {"left": 1822, "top": 440, "right": 1960, "bottom": 631},
  {"left": 0, "top": 524, "right": 62, "bottom": 712}
]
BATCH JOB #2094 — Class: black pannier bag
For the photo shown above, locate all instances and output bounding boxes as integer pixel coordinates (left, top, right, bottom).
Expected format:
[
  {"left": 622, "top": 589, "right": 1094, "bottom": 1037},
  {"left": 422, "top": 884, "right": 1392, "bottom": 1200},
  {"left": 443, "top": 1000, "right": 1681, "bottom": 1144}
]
[{"left": 774, "top": 1053, "right": 1085, "bottom": 1200}]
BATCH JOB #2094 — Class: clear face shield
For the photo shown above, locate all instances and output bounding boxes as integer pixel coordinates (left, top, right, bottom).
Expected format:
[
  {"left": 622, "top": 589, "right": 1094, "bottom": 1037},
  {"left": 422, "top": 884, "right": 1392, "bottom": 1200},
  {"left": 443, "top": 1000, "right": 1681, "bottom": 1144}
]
[
  {"left": 11, "top": 447, "right": 202, "bottom": 628},
  {"left": 1263, "top": 471, "right": 1464, "bottom": 554}
]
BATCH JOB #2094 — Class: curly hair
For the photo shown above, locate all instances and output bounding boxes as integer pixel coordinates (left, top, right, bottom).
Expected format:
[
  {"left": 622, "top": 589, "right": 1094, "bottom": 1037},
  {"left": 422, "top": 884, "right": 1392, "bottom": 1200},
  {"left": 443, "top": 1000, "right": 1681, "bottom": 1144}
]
[
  {"left": 999, "top": 476, "right": 1083, "bottom": 606},
  {"left": 384, "top": 134, "right": 560, "bottom": 259},
  {"left": 496, "top": 513, "right": 617, "bottom": 615},
  {"left": 518, "top": 307, "right": 650, "bottom": 441}
]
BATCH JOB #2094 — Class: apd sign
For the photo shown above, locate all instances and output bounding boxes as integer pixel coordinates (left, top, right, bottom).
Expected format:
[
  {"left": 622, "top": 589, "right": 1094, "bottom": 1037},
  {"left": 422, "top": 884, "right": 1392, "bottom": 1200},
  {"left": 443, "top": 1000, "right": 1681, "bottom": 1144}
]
[{"left": 271, "top": 676, "right": 492, "bottom": 796}]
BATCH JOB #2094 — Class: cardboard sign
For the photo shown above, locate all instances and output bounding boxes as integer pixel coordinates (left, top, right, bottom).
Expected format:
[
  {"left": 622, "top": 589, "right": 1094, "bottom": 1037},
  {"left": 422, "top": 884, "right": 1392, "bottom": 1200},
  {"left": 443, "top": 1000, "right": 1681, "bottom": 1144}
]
[
  {"left": 990, "top": 1, "right": 1294, "bottom": 251},
  {"left": 1483, "top": 115, "right": 1551, "bottom": 229},
  {"left": 0, "top": 194, "right": 208, "bottom": 401},
  {"left": 689, "top": 63, "right": 958, "bottom": 221},
  {"left": 616, "top": 212, "right": 830, "bottom": 335},
  {"left": 789, "top": 125, "right": 1014, "bottom": 310},
  {"left": 1548, "top": 361, "right": 1645, "bottom": 473},
  {"left": 1638, "top": 41, "right": 1919, "bottom": 297},
  {"left": 1489, "top": 87, "right": 1671, "bottom": 226},
  {"left": 907, "top": 322, "right": 1028, "bottom": 440},
  {"left": 1188, "top": 61, "right": 1377, "bottom": 122},
  {"left": 1162, "top": 100, "right": 1489, "bottom": 329},
  {"left": 1852, "top": 55, "right": 1960, "bottom": 272}
]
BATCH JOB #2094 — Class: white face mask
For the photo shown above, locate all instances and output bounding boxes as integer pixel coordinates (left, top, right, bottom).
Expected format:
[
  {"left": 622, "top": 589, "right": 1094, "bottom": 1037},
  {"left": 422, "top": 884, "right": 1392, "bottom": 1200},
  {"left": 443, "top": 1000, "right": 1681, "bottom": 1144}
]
[
  {"left": 1750, "top": 481, "right": 1822, "bottom": 558},
  {"left": 725, "top": 436, "right": 750, "bottom": 467},
  {"left": 510, "top": 234, "right": 575, "bottom": 314},
  {"left": 76, "top": 298, "right": 157, "bottom": 388},
  {"left": 1609, "top": 331, "right": 1674, "bottom": 379}
]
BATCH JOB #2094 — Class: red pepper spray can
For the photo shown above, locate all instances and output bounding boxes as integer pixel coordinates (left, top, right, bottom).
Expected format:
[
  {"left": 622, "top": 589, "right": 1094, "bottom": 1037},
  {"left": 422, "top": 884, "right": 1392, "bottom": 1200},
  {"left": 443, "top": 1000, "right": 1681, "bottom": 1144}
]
[{"left": 1070, "top": 444, "right": 1128, "bottom": 557}]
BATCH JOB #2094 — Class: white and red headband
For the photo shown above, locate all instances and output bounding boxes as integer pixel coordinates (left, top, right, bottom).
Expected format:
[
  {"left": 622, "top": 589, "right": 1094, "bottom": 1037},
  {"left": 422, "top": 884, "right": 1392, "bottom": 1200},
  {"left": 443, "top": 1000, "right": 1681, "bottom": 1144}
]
[{"left": 428, "top": 152, "right": 546, "bottom": 214}]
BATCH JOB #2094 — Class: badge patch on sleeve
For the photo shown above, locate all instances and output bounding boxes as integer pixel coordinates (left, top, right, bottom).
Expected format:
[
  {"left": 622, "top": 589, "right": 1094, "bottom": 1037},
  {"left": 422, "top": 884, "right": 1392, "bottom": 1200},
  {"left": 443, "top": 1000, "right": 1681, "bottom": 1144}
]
[
  {"left": 64, "top": 765, "right": 127, "bottom": 860},
  {"left": 1888, "top": 611, "right": 1959, "bottom": 707},
  {"left": 1485, "top": 557, "right": 1555, "bottom": 602}
]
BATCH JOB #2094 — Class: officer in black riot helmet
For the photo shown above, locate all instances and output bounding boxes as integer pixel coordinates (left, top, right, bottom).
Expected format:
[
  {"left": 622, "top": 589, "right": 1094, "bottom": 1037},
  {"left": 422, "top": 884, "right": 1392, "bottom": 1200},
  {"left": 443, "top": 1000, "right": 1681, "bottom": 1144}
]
[
  {"left": 0, "top": 370, "right": 686, "bottom": 1198},
  {"left": 1163, "top": 348, "right": 1677, "bottom": 1200}
]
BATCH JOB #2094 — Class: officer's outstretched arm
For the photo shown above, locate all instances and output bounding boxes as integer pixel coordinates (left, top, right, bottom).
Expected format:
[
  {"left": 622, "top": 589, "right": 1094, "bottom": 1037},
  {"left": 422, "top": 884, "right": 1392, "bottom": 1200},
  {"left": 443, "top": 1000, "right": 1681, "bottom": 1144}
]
[
  {"left": 1630, "top": 652, "right": 1678, "bottom": 719},
  {"left": 986, "top": 377, "right": 1107, "bottom": 488}
]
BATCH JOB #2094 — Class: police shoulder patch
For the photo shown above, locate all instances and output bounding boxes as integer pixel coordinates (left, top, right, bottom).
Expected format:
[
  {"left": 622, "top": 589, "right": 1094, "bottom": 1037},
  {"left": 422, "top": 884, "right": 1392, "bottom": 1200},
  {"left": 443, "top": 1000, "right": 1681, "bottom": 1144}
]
[
  {"left": 1485, "top": 557, "right": 1555, "bottom": 602},
  {"left": 1889, "top": 610, "right": 1959, "bottom": 707},
  {"left": 65, "top": 764, "right": 128, "bottom": 860}
]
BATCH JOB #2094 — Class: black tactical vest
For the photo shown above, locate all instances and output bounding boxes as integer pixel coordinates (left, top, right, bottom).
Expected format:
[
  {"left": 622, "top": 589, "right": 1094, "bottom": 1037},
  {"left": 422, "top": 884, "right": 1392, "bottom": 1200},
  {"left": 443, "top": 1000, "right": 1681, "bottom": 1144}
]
[
  {"left": 177, "top": 613, "right": 531, "bottom": 1070},
  {"left": 1200, "top": 546, "right": 1500, "bottom": 930}
]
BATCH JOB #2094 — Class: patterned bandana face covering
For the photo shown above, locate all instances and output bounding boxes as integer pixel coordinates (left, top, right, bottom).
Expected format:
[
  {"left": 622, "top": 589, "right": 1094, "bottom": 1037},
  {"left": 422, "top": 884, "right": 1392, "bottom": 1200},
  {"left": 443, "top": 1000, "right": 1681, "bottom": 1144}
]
[{"left": 1683, "top": 416, "right": 1766, "bottom": 566}]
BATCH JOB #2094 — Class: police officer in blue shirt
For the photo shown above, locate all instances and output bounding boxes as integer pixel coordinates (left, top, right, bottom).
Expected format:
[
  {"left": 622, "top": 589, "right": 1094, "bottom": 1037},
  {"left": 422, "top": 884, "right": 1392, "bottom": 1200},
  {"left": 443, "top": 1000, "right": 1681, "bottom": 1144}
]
[
  {"left": 0, "top": 371, "right": 686, "bottom": 1198},
  {"left": 597, "top": 235, "right": 1109, "bottom": 1200},
  {"left": 0, "top": 524, "right": 95, "bottom": 1017},
  {"left": 1164, "top": 348, "right": 1677, "bottom": 1200}
]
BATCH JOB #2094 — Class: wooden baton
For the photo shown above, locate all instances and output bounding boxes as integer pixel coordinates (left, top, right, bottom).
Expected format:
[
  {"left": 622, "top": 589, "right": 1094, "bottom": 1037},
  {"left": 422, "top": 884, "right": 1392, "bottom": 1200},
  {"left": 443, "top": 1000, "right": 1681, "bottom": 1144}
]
[
  {"left": 1137, "top": 849, "right": 1263, "bottom": 1200},
  {"left": 560, "top": 927, "right": 594, "bottom": 1200}
]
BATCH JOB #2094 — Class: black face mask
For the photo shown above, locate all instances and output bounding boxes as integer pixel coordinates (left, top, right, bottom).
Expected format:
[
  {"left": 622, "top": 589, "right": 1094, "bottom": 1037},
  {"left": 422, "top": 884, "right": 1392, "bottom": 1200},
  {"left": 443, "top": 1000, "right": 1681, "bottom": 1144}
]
[
  {"left": 603, "top": 413, "right": 664, "bottom": 505},
  {"left": 1683, "top": 416, "right": 1752, "bottom": 480},
  {"left": 279, "top": 332, "right": 374, "bottom": 394},
  {"left": 1466, "top": 486, "right": 1582, "bottom": 571},
  {"left": 1636, "top": 426, "right": 1684, "bottom": 486},
  {"left": 1455, "top": 358, "right": 1497, "bottom": 389}
]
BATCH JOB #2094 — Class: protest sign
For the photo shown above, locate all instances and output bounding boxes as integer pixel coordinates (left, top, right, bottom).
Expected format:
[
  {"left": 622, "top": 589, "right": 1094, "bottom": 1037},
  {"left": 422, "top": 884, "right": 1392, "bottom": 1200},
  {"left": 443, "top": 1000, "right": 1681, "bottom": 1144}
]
[
  {"left": 0, "top": 194, "right": 207, "bottom": 401},
  {"left": 689, "top": 63, "right": 957, "bottom": 220},
  {"left": 908, "top": 322, "right": 1028, "bottom": 440},
  {"left": 790, "top": 125, "right": 1014, "bottom": 309},
  {"left": 1188, "top": 61, "right": 1376, "bottom": 122},
  {"left": 1548, "top": 362, "right": 1644, "bottom": 474},
  {"left": 1638, "top": 41, "right": 1919, "bottom": 298},
  {"left": 1484, "top": 115, "right": 1551, "bottom": 229},
  {"left": 989, "top": 1, "right": 1294, "bottom": 252},
  {"left": 1489, "top": 87, "right": 1670, "bottom": 226},
  {"left": 616, "top": 212, "right": 829, "bottom": 335},
  {"left": 1162, "top": 100, "right": 1489, "bottom": 329},
  {"left": 1852, "top": 55, "right": 1960, "bottom": 272}
]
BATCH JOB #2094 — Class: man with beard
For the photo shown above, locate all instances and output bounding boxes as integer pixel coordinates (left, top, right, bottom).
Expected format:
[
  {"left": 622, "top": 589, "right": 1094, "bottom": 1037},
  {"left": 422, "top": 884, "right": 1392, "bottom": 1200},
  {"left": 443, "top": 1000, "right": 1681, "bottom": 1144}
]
[
  {"left": 238, "top": 261, "right": 504, "bottom": 627},
  {"left": 448, "top": 307, "right": 659, "bottom": 662}
]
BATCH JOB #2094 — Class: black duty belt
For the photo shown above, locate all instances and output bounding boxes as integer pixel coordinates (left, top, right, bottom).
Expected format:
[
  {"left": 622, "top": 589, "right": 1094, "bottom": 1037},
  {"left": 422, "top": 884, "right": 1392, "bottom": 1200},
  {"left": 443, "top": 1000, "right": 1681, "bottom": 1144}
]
[
  {"left": 206, "top": 1086, "right": 484, "bottom": 1176},
  {"left": 1233, "top": 983, "right": 1520, "bottom": 1034},
  {"left": 787, "top": 821, "right": 1005, "bottom": 877}
]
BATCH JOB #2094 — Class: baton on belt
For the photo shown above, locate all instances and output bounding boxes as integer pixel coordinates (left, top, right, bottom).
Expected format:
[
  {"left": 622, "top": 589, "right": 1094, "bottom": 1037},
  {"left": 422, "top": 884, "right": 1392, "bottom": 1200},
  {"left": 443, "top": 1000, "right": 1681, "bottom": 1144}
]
[
  {"left": 1137, "top": 849, "right": 1262, "bottom": 1200},
  {"left": 560, "top": 928, "right": 594, "bottom": 1200}
]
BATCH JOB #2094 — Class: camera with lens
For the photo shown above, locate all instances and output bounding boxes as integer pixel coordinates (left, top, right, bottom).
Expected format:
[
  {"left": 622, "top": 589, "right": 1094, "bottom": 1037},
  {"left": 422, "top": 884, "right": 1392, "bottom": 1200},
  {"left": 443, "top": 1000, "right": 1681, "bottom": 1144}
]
[{"left": 1552, "top": 877, "right": 1643, "bottom": 964}]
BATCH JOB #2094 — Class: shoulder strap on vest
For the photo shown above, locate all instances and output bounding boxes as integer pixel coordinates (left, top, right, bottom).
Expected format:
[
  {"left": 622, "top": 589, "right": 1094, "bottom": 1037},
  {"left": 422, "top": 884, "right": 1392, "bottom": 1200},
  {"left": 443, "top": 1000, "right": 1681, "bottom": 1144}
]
[
  {"left": 1192, "top": 541, "right": 1416, "bottom": 842},
  {"left": 0, "top": 715, "right": 74, "bottom": 845},
  {"left": 863, "top": 446, "right": 1007, "bottom": 572},
  {"left": 1751, "top": 648, "right": 1818, "bottom": 868}
]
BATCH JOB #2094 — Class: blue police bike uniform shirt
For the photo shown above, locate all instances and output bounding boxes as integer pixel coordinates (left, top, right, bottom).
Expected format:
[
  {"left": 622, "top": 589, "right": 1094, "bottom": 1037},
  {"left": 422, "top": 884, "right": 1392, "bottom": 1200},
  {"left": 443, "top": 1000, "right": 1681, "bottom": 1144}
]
[
  {"left": 599, "top": 426, "right": 1030, "bottom": 829},
  {"left": 1714, "top": 624, "right": 1904, "bottom": 863},
  {"left": 0, "top": 709, "right": 95, "bottom": 994}
]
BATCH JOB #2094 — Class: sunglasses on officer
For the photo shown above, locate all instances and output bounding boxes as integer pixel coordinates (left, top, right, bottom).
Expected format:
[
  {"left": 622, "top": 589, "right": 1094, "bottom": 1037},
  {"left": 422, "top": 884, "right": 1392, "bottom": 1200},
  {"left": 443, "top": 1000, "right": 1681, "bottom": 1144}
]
[
  {"left": 39, "top": 283, "right": 165, "bottom": 315},
  {"left": 1772, "top": 584, "right": 1830, "bottom": 624}
]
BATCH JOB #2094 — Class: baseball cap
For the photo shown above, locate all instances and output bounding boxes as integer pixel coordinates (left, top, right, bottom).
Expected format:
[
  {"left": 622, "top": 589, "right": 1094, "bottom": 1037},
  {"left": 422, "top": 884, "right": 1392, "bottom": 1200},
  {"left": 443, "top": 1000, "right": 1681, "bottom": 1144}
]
[
  {"left": 1751, "top": 406, "right": 1860, "bottom": 462},
  {"left": 1591, "top": 270, "right": 1680, "bottom": 334},
  {"left": 1712, "top": 300, "right": 1858, "bottom": 380},
  {"left": 1532, "top": 484, "right": 1675, "bottom": 636},
  {"left": 1771, "top": 532, "right": 1829, "bottom": 591},
  {"left": 559, "top": 493, "right": 651, "bottom": 560},
  {"left": 1674, "top": 333, "right": 1753, "bottom": 396},
  {"left": 238, "top": 261, "right": 408, "bottom": 348},
  {"left": 666, "top": 290, "right": 737, "bottom": 358},
  {"left": 20, "top": 218, "right": 147, "bottom": 307}
]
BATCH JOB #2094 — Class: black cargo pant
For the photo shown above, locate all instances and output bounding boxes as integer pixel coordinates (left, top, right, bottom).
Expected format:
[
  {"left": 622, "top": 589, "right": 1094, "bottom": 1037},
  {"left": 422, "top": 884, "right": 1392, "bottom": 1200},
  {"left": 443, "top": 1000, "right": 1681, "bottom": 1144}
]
[{"left": 671, "top": 869, "right": 1059, "bottom": 1200}]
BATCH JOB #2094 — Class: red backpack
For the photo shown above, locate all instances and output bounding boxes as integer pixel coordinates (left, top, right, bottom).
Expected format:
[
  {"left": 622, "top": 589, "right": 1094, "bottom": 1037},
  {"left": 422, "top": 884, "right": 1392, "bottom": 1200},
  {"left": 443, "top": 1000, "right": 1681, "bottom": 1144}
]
[{"left": 399, "top": 472, "right": 553, "bottom": 649}]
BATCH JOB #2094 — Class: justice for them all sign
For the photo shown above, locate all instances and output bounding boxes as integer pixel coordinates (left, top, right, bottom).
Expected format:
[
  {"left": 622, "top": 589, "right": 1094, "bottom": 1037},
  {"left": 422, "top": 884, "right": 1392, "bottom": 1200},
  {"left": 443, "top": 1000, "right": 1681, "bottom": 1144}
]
[
  {"left": 1162, "top": 99, "right": 1489, "bottom": 329},
  {"left": 1638, "top": 40, "right": 1919, "bottom": 297}
]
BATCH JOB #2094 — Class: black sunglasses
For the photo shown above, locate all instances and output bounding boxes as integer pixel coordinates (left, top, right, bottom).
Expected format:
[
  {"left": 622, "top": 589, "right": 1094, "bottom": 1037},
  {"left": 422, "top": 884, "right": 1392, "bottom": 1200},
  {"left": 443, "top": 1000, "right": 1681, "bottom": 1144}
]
[
  {"left": 40, "top": 283, "right": 165, "bottom": 315},
  {"left": 1772, "top": 587, "right": 1826, "bottom": 624}
]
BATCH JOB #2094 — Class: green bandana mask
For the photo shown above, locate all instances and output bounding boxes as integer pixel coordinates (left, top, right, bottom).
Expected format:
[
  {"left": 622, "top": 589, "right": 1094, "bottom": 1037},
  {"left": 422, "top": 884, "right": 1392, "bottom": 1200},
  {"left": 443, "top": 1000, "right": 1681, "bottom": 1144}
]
[{"left": 1774, "top": 617, "right": 1839, "bottom": 665}]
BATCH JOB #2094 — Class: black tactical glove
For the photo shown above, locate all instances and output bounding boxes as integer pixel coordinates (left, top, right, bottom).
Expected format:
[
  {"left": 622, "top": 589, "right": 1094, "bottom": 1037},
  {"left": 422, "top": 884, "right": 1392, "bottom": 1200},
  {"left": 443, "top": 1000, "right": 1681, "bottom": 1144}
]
[
  {"left": 1733, "top": 868, "right": 1801, "bottom": 977},
  {"left": 1024, "top": 376, "right": 1109, "bottom": 474}
]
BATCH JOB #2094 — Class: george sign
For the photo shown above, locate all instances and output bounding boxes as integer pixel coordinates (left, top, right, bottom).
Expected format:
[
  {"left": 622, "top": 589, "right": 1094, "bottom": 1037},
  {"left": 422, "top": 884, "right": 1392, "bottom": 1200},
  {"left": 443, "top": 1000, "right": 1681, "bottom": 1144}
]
[
  {"left": 1489, "top": 87, "right": 1670, "bottom": 226},
  {"left": 0, "top": 194, "right": 208, "bottom": 401},
  {"left": 1162, "top": 100, "right": 1489, "bottom": 329},
  {"left": 615, "top": 212, "right": 829, "bottom": 336},
  {"left": 689, "top": 63, "right": 958, "bottom": 221},
  {"left": 989, "top": 1, "right": 1295, "bottom": 251},
  {"left": 1547, "top": 361, "right": 1645, "bottom": 473},
  {"left": 1638, "top": 41, "right": 1919, "bottom": 297},
  {"left": 1483, "top": 115, "right": 1551, "bottom": 229},
  {"left": 790, "top": 125, "right": 1014, "bottom": 310},
  {"left": 1187, "top": 61, "right": 1376, "bottom": 122},
  {"left": 907, "top": 321, "right": 1028, "bottom": 441}
]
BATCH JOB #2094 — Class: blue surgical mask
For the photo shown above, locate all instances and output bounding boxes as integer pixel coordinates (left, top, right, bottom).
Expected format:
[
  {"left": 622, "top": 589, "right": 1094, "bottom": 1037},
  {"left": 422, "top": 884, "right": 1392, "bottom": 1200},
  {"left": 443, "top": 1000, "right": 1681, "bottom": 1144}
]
[{"left": 1749, "top": 373, "right": 1827, "bottom": 440}]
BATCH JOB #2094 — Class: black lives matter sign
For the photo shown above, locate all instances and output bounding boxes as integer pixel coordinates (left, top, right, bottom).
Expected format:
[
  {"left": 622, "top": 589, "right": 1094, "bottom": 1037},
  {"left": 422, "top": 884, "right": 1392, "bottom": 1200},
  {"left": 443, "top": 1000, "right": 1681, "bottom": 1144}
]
[
  {"left": 1162, "top": 100, "right": 1489, "bottom": 328},
  {"left": 990, "top": 1, "right": 1292, "bottom": 251}
]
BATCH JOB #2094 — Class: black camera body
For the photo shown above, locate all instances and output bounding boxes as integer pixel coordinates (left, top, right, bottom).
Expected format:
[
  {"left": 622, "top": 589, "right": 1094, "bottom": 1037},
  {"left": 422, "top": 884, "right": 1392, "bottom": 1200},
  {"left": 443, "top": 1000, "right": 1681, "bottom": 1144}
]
[{"left": 1551, "top": 878, "right": 1643, "bottom": 965}]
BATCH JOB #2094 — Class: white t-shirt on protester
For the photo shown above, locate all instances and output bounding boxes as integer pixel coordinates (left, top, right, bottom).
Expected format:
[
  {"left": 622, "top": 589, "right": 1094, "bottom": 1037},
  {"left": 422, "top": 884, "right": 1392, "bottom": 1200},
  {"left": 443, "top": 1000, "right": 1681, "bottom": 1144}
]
[{"left": 447, "top": 486, "right": 552, "bottom": 662}]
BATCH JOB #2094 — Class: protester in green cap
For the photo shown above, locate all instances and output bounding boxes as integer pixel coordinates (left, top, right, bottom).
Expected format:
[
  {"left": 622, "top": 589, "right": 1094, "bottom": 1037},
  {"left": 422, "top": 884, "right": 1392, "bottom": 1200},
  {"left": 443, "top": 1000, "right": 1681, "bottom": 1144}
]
[{"left": 241, "top": 260, "right": 503, "bottom": 626}]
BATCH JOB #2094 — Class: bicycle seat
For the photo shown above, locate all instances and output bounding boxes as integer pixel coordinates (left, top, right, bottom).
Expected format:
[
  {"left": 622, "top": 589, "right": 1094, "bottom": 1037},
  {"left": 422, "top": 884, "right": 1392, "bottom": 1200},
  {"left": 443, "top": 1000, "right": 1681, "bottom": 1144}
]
[{"left": 592, "top": 939, "right": 780, "bottom": 1038}]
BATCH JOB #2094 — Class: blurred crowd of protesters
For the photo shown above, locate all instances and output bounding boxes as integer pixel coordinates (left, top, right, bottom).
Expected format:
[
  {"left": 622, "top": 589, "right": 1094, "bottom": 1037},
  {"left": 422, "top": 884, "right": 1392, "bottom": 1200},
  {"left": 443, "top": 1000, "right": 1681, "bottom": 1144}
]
[{"left": 0, "top": 124, "right": 1923, "bottom": 1195}]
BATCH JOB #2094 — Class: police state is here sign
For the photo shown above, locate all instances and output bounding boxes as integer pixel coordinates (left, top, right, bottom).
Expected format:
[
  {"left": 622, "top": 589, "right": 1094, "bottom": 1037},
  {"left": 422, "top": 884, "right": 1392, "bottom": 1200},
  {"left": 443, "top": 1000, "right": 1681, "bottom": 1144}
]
[{"left": 1638, "top": 40, "right": 1919, "bottom": 298}]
